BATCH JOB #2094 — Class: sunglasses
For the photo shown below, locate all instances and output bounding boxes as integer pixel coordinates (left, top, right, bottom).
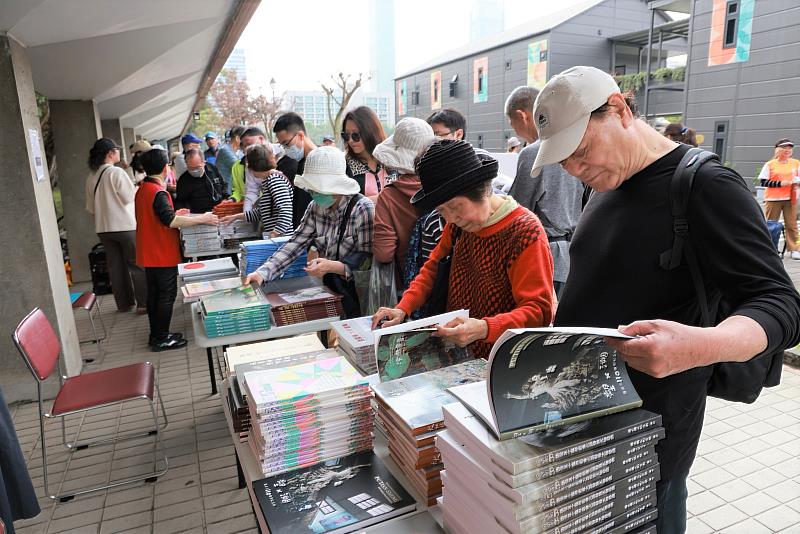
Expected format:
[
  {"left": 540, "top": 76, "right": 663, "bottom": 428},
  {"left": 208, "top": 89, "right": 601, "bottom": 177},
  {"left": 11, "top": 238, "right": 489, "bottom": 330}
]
[{"left": 341, "top": 132, "right": 362, "bottom": 143}]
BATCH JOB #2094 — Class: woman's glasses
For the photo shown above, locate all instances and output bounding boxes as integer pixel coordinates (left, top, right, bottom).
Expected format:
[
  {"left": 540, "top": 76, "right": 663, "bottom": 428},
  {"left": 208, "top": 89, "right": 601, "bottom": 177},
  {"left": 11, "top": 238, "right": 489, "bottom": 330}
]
[{"left": 341, "top": 132, "right": 362, "bottom": 143}]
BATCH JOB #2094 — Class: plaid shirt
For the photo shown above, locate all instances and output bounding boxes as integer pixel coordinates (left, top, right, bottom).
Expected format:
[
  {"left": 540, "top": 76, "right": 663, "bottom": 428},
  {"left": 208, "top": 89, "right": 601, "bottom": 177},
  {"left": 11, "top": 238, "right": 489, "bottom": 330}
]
[{"left": 256, "top": 194, "right": 374, "bottom": 281}]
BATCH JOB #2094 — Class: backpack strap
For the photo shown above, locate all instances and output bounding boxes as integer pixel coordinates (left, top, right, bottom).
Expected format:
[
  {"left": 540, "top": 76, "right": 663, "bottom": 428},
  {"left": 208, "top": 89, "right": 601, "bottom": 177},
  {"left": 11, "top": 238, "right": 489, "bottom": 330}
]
[
  {"left": 659, "top": 147, "right": 719, "bottom": 327},
  {"left": 333, "top": 194, "right": 362, "bottom": 261},
  {"left": 93, "top": 166, "right": 111, "bottom": 197}
]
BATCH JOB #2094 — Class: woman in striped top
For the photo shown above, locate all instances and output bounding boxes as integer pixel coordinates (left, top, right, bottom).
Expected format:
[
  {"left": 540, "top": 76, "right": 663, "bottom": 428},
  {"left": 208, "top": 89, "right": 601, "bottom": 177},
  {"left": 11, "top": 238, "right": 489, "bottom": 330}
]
[{"left": 220, "top": 144, "right": 293, "bottom": 237}]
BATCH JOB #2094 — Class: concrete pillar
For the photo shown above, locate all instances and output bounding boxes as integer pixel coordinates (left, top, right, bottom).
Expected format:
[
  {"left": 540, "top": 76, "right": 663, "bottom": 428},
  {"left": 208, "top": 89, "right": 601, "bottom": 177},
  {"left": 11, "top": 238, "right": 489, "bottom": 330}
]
[
  {"left": 101, "top": 118, "right": 126, "bottom": 161},
  {"left": 50, "top": 100, "right": 102, "bottom": 283},
  {"left": 0, "top": 35, "right": 81, "bottom": 402},
  {"left": 122, "top": 126, "right": 136, "bottom": 155}
]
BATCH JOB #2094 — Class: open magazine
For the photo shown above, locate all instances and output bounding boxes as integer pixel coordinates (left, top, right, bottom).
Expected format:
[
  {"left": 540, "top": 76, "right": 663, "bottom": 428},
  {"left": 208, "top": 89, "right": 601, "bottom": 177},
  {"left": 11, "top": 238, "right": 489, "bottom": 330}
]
[
  {"left": 448, "top": 327, "right": 641, "bottom": 440},
  {"left": 372, "top": 310, "right": 472, "bottom": 382}
]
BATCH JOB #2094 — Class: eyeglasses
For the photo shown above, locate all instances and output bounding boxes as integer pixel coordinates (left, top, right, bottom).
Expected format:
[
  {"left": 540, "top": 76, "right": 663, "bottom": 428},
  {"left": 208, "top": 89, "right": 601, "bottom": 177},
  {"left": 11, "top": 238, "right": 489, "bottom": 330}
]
[
  {"left": 279, "top": 133, "right": 298, "bottom": 149},
  {"left": 341, "top": 132, "right": 362, "bottom": 143}
]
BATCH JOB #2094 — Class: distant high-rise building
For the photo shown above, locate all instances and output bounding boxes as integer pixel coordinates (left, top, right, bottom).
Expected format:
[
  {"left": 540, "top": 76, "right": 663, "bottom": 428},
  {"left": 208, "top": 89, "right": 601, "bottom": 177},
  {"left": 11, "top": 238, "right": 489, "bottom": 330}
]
[
  {"left": 369, "top": 0, "right": 395, "bottom": 124},
  {"left": 470, "top": 0, "right": 504, "bottom": 41},
  {"left": 285, "top": 90, "right": 393, "bottom": 126},
  {"left": 222, "top": 48, "right": 247, "bottom": 81}
]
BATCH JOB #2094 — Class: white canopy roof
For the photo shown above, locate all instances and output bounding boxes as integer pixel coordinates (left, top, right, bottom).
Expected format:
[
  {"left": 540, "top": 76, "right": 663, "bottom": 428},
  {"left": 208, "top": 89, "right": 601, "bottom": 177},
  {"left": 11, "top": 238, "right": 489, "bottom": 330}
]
[{"left": 1, "top": 0, "right": 258, "bottom": 140}]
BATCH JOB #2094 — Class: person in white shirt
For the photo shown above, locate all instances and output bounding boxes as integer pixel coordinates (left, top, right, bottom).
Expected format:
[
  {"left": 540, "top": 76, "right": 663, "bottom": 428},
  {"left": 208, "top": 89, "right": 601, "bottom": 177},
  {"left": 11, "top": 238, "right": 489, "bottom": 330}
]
[{"left": 85, "top": 138, "right": 147, "bottom": 312}]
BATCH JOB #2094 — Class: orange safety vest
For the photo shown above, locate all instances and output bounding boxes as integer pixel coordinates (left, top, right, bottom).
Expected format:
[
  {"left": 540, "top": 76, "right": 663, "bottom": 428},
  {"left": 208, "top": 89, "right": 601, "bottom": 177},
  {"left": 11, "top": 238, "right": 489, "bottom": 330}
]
[{"left": 764, "top": 158, "right": 799, "bottom": 202}]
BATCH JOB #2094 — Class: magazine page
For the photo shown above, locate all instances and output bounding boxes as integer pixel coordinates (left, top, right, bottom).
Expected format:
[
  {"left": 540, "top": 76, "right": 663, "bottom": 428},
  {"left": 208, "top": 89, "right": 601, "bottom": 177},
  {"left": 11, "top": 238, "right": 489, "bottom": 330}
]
[
  {"left": 331, "top": 316, "right": 375, "bottom": 349},
  {"left": 487, "top": 329, "right": 641, "bottom": 440},
  {"left": 372, "top": 310, "right": 471, "bottom": 382}
]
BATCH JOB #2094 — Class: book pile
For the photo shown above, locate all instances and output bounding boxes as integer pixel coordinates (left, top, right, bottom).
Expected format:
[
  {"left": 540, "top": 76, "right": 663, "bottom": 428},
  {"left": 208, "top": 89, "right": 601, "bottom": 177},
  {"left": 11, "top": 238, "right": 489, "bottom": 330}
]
[
  {"left": 252, "top": 450, "right": 416, "bottom": 534},
  {"left": 180, "top": 276, "right": 242, "bottom": 303},
  {"left": 331, "top": 316, "right": 376, "bottom": 375},
  {"left": 225, "top": 334, "right": 327, "bottom": 435},
  {"left": 437, "top": 328, "right": 661, "bottom": 534},
  {"left": 240, "top": 237, "right": 307, "bottom": 278},
  {"left": 242, "top": 355, "right": 375, "bottom": 477},
  {"left": 200, "top": 285, "right": 271, "bottom": 337},
  {"left": 212, "top": 201, "right": 244, "bottom": 217},
  {"left": 371, "top": 359, "right": 486, "bottom": 505},
  {"left": 181, "top": 223, "right": 220, "bottom": 254},
  {"left": 219, "top": 218, "right": 260, "bottom": 249},
  {"left": 178, "top": 258, "right": 238, "bottom": 282},
  {"left": 265, "top": 286, "right": 344, "bottom": 327}
]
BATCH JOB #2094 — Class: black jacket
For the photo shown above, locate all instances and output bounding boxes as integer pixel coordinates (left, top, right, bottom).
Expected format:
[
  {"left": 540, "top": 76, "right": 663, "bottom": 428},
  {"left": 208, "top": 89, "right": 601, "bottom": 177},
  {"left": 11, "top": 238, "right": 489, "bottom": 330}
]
[{"left": 175, "top": 162, "right": 227, "bottom": 213}]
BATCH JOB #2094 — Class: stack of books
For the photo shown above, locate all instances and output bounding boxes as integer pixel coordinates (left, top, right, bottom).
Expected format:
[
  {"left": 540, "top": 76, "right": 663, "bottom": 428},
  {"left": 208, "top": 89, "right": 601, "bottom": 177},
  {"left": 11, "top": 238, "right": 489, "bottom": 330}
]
[
  {"left": 200, "top": 285, "right": 271, "bottom": 337},
  {"left": 180, "top": 276, "right": 243, "bottom": 303},
  {"left": 181, "top": 223, "right": 221, "bottom": 254},
  {"left": 240, "top": 238, "right": 307, "bottom": 278},
  {"left": 242, "top": 355, "right": 375, "bottom": 477},
  {"left": 437, "top": 328, "right": 662, "bottom": 534},
  {"left": 178, "top": 258, "right": 238, "bottom": 282},
  {"left": 252, "top": 450, "right": 416, "bottom": 534},
  {"left": 225, "top": 334, "right": 327, "bottom": 435},
  {"left": 212, "top": 201, "right": 244, "bottom": 217},
  {"left": 331, "top": 316, "right": 376, "bottom": 375},
  {"left": 265, "top": 286, "right": 344, "bottom": 326},
  {"left": 371, "top": 359, "right": 486, "bottom": 505}
]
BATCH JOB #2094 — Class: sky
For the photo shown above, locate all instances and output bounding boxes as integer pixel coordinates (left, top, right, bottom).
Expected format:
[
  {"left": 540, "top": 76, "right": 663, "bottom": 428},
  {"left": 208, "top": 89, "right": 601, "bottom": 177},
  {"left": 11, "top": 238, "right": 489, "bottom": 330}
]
[{"left": 236, "top": 0, "right": 592, "bottom": 96}]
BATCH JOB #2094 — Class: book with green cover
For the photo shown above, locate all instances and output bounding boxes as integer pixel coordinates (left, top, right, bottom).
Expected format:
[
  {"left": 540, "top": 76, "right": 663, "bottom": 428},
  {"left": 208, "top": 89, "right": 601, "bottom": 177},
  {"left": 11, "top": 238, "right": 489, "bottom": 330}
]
[{"left": 200, "top": 285, "right": 270, "bottom": 317}]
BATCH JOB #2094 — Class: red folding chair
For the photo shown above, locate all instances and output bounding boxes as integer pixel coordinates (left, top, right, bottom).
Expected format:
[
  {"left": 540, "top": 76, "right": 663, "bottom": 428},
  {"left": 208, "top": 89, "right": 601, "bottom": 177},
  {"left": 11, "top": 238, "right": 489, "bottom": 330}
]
[{"left": 13, "top": 308, "right": 169, "bottom": 502}]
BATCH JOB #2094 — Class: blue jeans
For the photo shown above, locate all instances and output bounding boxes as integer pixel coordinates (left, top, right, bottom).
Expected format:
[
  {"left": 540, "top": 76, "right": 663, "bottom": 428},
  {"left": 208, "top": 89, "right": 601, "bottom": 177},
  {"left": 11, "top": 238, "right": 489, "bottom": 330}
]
[{"left": 656, "top": 471, "right": 689, "bottom": 534}]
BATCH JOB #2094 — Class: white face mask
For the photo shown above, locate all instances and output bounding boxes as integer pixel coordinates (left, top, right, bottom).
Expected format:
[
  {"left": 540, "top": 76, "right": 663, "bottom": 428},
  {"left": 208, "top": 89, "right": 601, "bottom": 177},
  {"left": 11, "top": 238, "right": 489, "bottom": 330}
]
[{"left": 188, "top": 168, "right": 204, "bottom": 178}]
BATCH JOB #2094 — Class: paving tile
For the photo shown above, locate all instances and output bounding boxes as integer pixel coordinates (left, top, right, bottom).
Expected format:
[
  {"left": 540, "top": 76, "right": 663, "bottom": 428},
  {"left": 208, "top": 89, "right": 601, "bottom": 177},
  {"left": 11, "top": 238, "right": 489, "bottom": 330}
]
[
  {"left": 203, "top": 500, "right": 253, "bottom": 524},
  {"left": 751, "top": 446, "right": 793, "bottom": 467},
  {"left": 689, "top": 456, "right": 715, "bottom": 476},
  {"left": 731, "top": 436, "right": 772, "bottom": 456},
  {"left": 154, "top": 498, "right": 204, "bottom": 523},
  {"left": 714, "top": 428, "right": 753, "bottom": 447},
  {"left": 697, "top": 503, "right": 749, "bottom": 531},
  {"left": 99, "top": 510, "right": 153, "bottom": 534},
  {"left": 754, "top": 504, "right": 800, "bottom": 531},
  {"left": 101, "top": 495, "right": 154, "bottom": 521},
  {"left": 722, "top": 457, "right": 766, "bottom": 478},
  {"left": 105, "top": 484, "right": 154, "bottom": 507},
  {"left": 702, "top": 420, "right": 735, "bottom": 437},
  {"left": 719, "top": 517, "right": 773, "bottom": 534},
  {"left": 742, "top": 467, "right": 787, "bottom": 491},
  {"left": 47, "top": 508, "right": 102, "bottom": 533},
  {"left": 205, "top": 512, "right": 259, "bottom": 534},
  {"left": 692, "top": 466, "right": 736, "bottom": 490},
  {"left": 710, "top": 478, "right": 757, "bottom": 503},
  {"left": 153, "top": 511, "right": 204, "bottom": 534},
  {"left": 731, "top": 491, "right": 782, "bottom": 517},
  {"left": 762, "top": 479, "right": 800, "bottom": 504},
  {"left": 51, "top": 494, "right": 106, "bottom": 519},
  {"left": 152, "top": 485, "right": 202, "bottom": 509},
  {"left": 695, "top": 436, "right": 726, "bottom": 457},
  {"left": 685, "top": 516, "right": 715, "bottom": 534},
  {"left": 704, "top": 446, "right": 744, "bottom": 466},
  {"left": 686, "top": 490, "right": 726, "bottom": 516}
]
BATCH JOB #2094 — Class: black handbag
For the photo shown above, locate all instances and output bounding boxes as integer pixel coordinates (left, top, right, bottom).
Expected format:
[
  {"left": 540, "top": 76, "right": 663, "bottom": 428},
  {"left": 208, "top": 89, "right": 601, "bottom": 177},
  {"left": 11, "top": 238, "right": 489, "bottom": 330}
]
[
  {"left": 322, "top": 195, "right": 363, "bottom": 319},
  {"left": 425, "top": 226, "right": 462, "bottom": 318},
  {"left": 660, "top": 147, "right": 783, "bottom": 403}
]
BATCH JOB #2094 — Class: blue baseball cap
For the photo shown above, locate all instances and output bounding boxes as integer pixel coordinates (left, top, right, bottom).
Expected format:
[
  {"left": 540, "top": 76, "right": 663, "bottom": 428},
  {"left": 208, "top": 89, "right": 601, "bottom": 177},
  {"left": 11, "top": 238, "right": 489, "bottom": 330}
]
[
  {"left": 181, "top": 133, "right": 203, "bottom": 145},
  {"left": 204, "top": 131, "right": 217, "bottom": 140}
]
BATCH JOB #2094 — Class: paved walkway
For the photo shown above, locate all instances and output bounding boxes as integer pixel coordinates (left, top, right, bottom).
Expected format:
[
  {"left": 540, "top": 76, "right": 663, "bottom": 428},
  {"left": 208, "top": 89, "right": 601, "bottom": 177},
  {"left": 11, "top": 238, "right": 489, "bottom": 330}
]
[{"left": 8, "top": 257, "right": 800, "bottom": 533}]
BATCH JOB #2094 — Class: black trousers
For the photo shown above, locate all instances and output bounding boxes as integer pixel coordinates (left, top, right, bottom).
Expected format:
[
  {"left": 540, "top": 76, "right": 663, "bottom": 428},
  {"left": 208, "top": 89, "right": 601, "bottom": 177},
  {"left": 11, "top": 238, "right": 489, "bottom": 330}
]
[
  {"left": 145, "top": 266, "right": 178, "bottom": 340},
  {"left": 98, "top": 230, "right": 147, "bottom": 310}
]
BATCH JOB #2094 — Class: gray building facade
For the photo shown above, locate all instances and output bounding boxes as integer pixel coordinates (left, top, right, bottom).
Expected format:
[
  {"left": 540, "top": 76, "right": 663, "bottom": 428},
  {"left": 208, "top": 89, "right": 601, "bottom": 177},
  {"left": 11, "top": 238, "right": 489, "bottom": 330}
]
[
  {"left": 684, "top": 0, "right": 800, "bottom": 178},
  {"left": 395, "top": 0, "right": 674, "bottom": 151}
]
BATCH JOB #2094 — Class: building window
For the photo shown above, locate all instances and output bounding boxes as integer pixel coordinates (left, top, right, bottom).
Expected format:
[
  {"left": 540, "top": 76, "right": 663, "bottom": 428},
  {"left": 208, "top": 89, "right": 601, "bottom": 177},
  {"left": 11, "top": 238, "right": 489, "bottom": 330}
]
[
  {"left": 723, "top": 1, "right": 739, "bottom": 49},
  {"left": 477, "top": 67, "right": 484, "bottom": 93},
  {"left": 713, "top": 121, "right": 729, "bottom": 160}
]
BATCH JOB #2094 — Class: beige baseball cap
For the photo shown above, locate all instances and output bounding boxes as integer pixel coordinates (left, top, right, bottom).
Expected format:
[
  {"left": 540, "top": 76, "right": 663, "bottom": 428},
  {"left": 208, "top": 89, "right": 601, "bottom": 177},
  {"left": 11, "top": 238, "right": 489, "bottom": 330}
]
[{"left": 530, "top": 66, "right": 620, "bottom": 177}]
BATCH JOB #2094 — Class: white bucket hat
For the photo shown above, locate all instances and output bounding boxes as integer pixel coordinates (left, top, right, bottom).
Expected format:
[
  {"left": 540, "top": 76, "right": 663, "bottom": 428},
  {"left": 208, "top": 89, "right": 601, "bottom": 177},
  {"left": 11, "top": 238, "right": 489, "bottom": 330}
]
[
  {"left": 374, "top": 117, "right": 435, "bottom": 175},
  {"left": 294, "top": 146, "right": 360, "bottom": 195},
  {"left": 530, "top": 66, "right": 620, "bottom": 177}
]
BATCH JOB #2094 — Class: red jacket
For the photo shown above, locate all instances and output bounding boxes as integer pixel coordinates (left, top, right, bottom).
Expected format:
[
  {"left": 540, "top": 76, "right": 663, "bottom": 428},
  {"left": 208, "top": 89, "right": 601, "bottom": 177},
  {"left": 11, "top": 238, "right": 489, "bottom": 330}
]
[{"left": 135, "top": 179, "right": 182, "bottom": 267}]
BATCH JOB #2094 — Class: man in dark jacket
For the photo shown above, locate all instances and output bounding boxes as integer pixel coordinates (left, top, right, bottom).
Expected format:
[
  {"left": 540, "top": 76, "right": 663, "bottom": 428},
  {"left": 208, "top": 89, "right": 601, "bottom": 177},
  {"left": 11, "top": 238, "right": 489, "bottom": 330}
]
[{"left": 175, "top": 148, "right": 227, "bottom": 213}]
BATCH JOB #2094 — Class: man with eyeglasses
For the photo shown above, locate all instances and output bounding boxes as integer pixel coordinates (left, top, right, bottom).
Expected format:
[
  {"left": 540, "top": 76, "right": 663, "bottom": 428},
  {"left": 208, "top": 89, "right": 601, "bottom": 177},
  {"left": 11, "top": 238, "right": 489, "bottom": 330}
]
[{"left": 273, "top": 112, "right": 317, "bottom": 227}]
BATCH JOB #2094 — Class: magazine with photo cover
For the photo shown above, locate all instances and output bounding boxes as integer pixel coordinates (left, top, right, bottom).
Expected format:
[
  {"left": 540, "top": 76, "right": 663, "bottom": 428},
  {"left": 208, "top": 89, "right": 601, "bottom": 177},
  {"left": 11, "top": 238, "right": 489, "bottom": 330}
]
[
  {"left": 200, "top": 285, "right": 270, "bottom": 317},
  {"left": 372, "top": 358, "right": 487, "bottom": 434},
  {"left": 441, "top": 401, "right": 661, "bottom": 476},
  {"left": 448, "top": 328, "right": 641, "bottom": 440},
  {"left": 225, "top": 333, "right": 325, "bottom": 375},
  {"left": 252, "top": 450, "right": 416, "bottom": 534},
  {"left": 372, "top": 309, "right": 472, "bottom": 382}
]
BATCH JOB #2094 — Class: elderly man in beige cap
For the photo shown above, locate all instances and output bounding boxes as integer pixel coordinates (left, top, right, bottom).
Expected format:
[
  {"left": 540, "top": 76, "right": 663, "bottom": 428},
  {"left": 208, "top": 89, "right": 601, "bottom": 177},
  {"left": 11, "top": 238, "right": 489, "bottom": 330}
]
[
  {"left": 244, "top": 146, "right": 374, "bottom": 318},
  {"left": 538, "top": 66, "right": 800, "bottom": 534}
]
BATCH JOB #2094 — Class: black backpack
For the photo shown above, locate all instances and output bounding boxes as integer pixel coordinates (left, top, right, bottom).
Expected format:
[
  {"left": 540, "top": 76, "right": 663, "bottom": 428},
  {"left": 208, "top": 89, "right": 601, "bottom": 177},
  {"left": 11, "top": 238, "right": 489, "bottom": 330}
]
[{"left": 660, "top": 147, "right": 783, "bottom": 403}]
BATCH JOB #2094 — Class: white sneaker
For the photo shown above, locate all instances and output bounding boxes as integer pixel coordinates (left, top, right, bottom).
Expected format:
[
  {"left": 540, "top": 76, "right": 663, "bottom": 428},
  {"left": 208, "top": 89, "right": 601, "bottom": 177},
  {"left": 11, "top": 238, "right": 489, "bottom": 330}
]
[{"left": 791, "top": 251, "right": 800, "bottom": 260}]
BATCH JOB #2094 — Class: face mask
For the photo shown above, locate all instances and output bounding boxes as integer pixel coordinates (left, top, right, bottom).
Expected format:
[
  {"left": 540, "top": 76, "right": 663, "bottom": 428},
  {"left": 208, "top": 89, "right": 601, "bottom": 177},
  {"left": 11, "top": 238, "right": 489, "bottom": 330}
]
[
  {"left": 188, "top": 168, "right": 204, "bottom": 178},
  {"left": 310, "top": 191, "right": 335, "bottom": 209},
  {"left": 285, "top": 143, "right": 304, "bottom": 161}
]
